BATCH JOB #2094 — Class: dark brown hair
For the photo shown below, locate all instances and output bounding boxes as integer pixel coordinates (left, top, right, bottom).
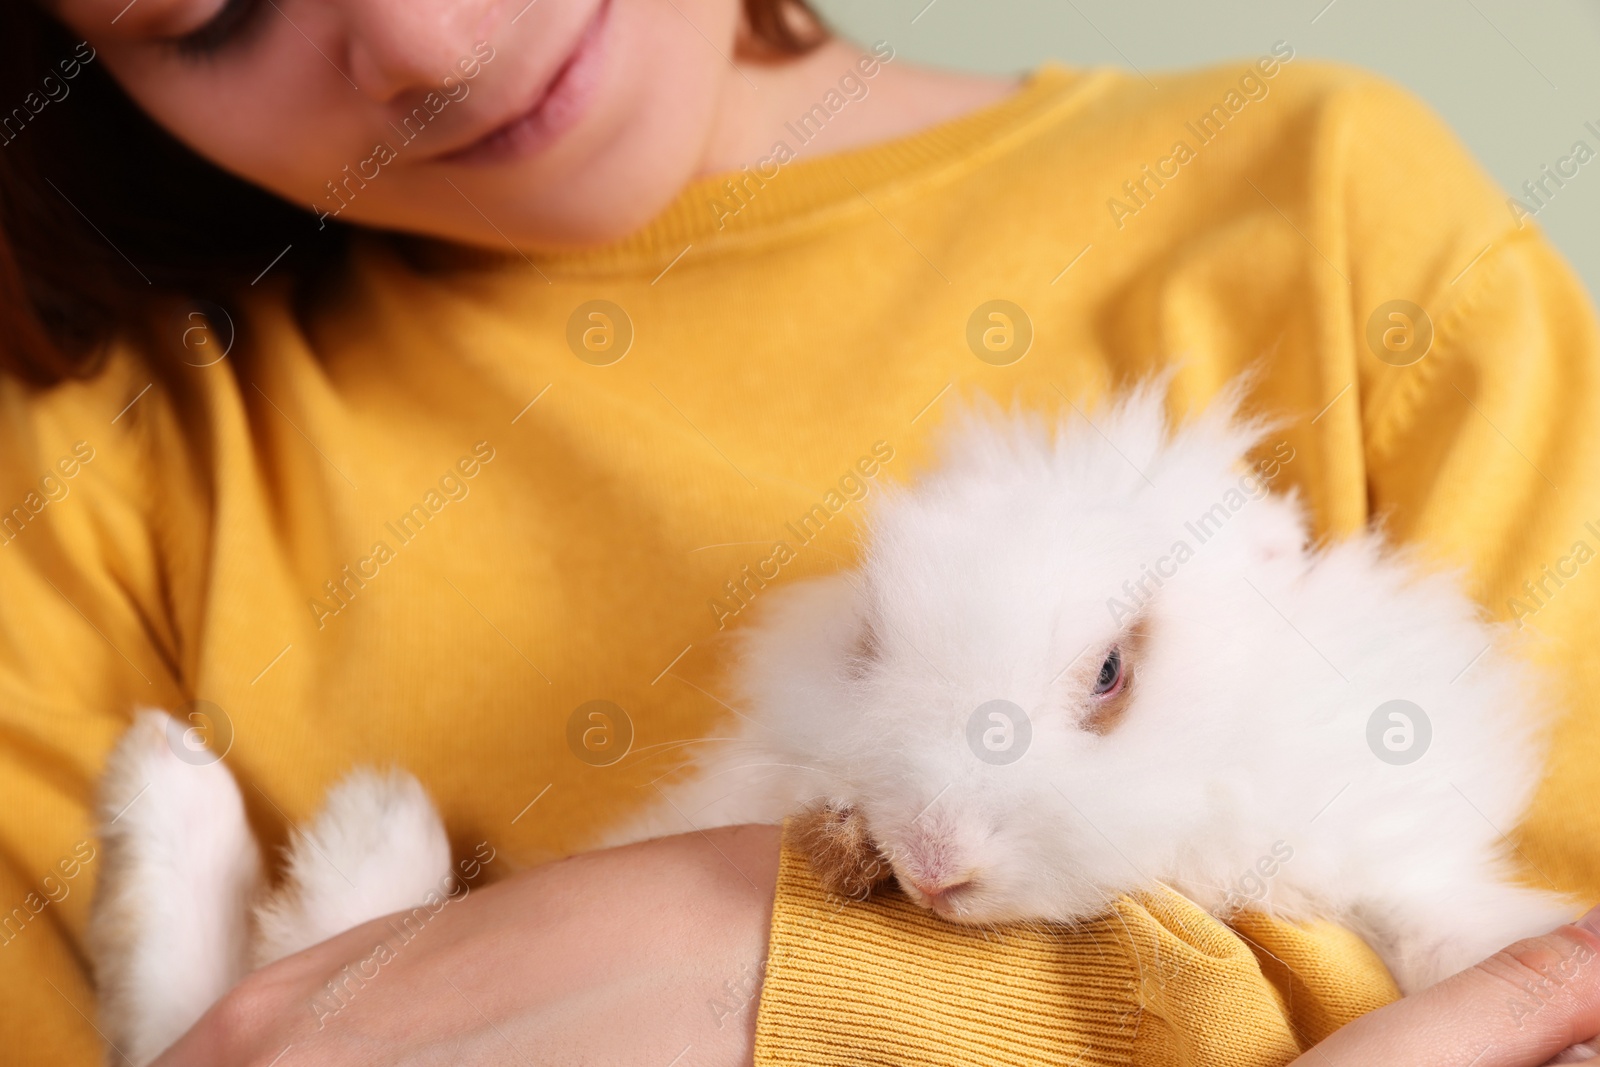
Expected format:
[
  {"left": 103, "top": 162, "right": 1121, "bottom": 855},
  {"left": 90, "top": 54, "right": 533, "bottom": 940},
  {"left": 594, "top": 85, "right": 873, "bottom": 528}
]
[{"left": 0, "top": 0, "right": 823, "bottom": 386}]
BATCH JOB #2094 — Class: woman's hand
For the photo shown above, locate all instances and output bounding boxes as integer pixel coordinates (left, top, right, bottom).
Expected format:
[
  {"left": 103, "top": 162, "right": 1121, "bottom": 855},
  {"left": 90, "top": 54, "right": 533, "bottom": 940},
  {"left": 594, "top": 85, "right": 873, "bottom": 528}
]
[
  {"left": 153, "top": 824, "right": 781, "bottom": 1067},
  {"left": 1294, "top": 907, "right": 1600, "bottom": 1066}
]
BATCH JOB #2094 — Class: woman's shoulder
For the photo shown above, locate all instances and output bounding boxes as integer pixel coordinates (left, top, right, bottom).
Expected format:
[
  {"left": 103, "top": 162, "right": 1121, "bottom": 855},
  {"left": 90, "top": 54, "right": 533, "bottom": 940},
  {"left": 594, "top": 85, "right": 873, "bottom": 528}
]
[
  {"left": 1000, "top": 49, "right": 1492, "bottom": 204},
  {"left": 0, "top": 333, "right": 211, "bottom": 542},
  {"left": 959, "top": 51, "right": 1514, "bottom": 299}
]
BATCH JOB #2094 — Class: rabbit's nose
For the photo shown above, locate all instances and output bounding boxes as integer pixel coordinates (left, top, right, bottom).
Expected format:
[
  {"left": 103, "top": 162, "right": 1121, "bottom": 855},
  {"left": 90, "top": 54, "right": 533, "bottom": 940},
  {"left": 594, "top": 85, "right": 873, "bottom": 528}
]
[{"left": 906, "top": 874, "right": 974, "bottom": 902}]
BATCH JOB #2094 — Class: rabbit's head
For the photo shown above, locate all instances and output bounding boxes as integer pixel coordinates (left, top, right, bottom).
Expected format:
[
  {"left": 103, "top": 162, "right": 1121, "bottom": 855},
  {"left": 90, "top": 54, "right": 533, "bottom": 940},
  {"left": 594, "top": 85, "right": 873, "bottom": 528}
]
[{"left": 740, "top": 385, "right": 1308, "bottom": 924}]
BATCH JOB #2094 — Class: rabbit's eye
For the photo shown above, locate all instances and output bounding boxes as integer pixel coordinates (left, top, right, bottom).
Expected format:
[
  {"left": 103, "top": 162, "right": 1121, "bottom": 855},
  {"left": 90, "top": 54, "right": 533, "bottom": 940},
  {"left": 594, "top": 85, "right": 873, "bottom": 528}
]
[
  {"left": 1093, "top": 647, "right": 1124, "bottom": 697},
  {"left": 1083, "top": 636, "right": 1139, "bottom": 734}
]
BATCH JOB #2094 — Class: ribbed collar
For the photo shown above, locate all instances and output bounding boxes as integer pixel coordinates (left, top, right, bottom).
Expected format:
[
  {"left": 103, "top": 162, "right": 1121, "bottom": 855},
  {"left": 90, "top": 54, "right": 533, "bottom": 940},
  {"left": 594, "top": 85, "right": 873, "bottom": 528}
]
[{"left": 415, "top": 63, "right": 1097, "bottom": 279}]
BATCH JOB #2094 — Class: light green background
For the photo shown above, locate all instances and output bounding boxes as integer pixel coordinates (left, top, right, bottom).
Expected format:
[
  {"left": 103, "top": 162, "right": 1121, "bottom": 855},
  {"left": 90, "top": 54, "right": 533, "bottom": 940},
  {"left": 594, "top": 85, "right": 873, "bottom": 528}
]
[{"left": 814, "top": 0, "right": 1600, "bottom": 297}]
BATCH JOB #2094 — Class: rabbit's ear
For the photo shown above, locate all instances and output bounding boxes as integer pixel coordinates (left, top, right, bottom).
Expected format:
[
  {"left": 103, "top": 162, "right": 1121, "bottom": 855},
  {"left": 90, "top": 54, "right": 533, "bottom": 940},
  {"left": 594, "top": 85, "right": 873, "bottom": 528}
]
[{"left": 791, "top": 801, "right": 892, "bottom": 901}]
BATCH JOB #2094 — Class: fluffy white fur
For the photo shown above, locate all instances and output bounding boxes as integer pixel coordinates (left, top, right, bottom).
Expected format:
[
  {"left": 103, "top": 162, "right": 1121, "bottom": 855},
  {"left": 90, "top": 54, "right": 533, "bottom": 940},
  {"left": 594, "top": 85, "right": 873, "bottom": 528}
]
[
  {"left": 91, "top": 381, "right": 1573, "bottom": 1063},
  {"left": 634, "top": 381, "right": 1575, "bottom": 993},
  {"left": 90, "top": 712, "right": 262, "bottom": 1067},
  {"left": 89, "top": 712, "right": 451, "bottom": 1065}
]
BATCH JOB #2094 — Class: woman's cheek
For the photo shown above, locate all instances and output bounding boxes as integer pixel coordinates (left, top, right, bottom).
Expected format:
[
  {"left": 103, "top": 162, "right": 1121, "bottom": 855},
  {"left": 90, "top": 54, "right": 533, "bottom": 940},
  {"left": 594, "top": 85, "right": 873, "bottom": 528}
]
[{"left": 91, "top": 36, "right": 369, "bottom": 206}]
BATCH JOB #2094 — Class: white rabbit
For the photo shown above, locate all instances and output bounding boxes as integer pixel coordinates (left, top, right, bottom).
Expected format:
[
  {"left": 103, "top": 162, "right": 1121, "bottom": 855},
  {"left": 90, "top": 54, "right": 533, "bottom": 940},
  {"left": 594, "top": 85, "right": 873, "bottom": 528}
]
[
  {"left": 89, "top": 380, "right": 1574, "bottom": 1064},
  {"left": 635, "top": 380, "right": 1576, "bottom": 995}
]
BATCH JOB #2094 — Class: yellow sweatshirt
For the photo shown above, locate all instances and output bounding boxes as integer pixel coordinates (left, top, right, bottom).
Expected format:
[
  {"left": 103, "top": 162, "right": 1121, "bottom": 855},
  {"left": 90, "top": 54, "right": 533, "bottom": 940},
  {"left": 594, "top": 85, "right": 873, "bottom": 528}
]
[{"left": 4, "top": 49, "right": 1599, "bottom": 1065}]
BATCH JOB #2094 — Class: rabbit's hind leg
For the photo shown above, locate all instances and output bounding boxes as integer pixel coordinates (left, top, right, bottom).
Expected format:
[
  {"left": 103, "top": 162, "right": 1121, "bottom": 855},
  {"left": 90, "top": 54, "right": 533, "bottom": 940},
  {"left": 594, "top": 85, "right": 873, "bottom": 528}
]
[{"left": 252, "top": 768, "right": 452, "bottom": 967}]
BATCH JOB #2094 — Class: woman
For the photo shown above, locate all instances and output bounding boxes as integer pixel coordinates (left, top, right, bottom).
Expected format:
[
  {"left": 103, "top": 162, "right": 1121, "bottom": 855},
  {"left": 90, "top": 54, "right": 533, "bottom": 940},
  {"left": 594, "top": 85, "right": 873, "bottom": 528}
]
[{"left": 3, "top": 0, "right": 1599, "bottom": 1063}]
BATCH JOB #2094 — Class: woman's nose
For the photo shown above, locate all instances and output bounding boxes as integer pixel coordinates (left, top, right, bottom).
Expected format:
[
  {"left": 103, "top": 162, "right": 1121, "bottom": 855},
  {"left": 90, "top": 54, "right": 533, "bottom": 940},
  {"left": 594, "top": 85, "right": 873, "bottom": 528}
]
[{"left": 340, "top": 0, "right": 489, "bottom": 103}]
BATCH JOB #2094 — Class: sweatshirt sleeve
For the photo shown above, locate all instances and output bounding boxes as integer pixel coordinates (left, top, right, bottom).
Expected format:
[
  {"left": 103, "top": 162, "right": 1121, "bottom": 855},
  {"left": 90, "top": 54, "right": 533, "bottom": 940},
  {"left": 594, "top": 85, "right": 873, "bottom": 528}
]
[
  {"left": 753, "top": 829, "right": 1398, "bottom": 1066},
  {"left": 0, "top": 353, "right": 192, "bottom": 1064}
]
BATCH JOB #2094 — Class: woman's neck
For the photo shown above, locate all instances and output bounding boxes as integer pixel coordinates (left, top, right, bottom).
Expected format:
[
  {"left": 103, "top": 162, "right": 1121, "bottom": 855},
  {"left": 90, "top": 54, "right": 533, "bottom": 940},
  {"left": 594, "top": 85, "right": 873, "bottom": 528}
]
[{"left": 695, "top": 37, "right": 1020, "bottom": 178}]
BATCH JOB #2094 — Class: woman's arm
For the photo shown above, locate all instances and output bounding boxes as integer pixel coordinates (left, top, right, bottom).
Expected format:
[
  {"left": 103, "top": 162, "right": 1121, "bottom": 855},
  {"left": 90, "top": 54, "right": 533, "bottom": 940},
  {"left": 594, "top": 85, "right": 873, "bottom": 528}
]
[
  {"left": 155, "top": 820, "right": 1600, "bottom": 1067},
  {"left": 153, "top": 825, "right": 780, "bottom": 1067}
]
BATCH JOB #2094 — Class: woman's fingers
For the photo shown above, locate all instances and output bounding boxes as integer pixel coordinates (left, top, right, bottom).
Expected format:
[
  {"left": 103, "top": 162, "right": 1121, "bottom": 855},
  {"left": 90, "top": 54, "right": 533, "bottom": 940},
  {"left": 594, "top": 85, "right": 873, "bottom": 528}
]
[
  {"left": 1545, "top": 1036, "right": 1600, "bottom": 1063},
  {"left": 1299, "top": 908, "right": 1600, "bottom": 1067}
]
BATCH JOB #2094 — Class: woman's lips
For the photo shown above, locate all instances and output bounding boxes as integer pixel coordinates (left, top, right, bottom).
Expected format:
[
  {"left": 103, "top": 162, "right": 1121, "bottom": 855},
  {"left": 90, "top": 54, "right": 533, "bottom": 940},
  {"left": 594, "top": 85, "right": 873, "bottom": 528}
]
[{"left": 439, "top": 0, "right": 610, "bottom": 166}]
